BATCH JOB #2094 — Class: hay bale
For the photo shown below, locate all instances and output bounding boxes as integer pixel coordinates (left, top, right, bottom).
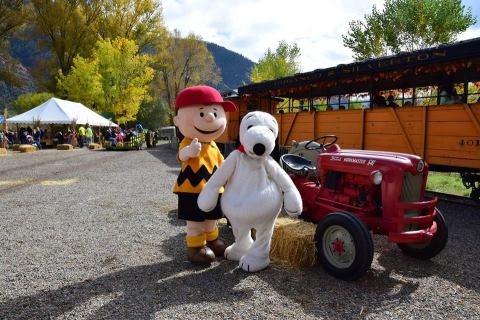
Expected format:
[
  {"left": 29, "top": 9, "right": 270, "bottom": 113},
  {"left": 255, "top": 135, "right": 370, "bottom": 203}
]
[
  {"left": 0, "top": 147, "right": 7, "bottom": 155},
  {"left": 57, "top": 144, "right": 74, "bottom": 151},
  {"left": 270, "top": 216, "right": 317, "bottom": 269},
  {"left": 88, "top": 143, "right": 101, "bottom": 150},
  {"left": 12, "top": 144, "right": 20, "bottom": 151},
  {"left": 19, "top": 144, "right": 37, "bottom": 153}
]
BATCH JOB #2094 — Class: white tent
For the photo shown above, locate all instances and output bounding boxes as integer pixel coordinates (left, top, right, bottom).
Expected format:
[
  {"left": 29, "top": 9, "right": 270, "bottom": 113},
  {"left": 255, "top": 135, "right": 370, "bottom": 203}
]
[{"left": 6, "top": 98, "right": 118, "bottom": 127}]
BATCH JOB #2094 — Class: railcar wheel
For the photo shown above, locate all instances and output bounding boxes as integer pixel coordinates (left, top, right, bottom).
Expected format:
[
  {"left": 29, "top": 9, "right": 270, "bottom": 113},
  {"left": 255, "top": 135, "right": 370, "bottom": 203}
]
[
  {"left": 315, "top": 212, "right": 373, "bottom": 280},
  {"left": 397, "top": 209, "right": 448, "bottom": 260}
]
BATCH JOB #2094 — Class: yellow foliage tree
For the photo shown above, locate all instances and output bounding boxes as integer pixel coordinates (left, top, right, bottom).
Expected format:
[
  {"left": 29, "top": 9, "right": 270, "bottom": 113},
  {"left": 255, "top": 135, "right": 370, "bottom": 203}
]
[
  {"left": 57, "top": 38, "right": 154, "bottom": 124},
  {"left": 155, "top": 30, "right": 221, "bottom": 109},
  {"left": 95, "top": 0, "right": 168, "bottom": 51},
  {"left": 57, "top": 56, "right": 103, "bottom": 108}
]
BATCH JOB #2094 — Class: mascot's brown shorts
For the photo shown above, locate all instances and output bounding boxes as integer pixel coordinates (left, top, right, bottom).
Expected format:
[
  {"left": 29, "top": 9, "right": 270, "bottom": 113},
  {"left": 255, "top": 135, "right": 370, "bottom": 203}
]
[{"left": 177, "top": 193, "right": 223, "bottom": 222}]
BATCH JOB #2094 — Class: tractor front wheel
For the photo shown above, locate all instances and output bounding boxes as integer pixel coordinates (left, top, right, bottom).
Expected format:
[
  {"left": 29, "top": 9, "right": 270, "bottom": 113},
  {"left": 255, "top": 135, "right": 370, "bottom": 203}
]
[
  {"left": 315, "top": 212, "right": 373, "bottom": 280},
  {"left": 397, "top": 209, "right": 448, "bottom": 260}
]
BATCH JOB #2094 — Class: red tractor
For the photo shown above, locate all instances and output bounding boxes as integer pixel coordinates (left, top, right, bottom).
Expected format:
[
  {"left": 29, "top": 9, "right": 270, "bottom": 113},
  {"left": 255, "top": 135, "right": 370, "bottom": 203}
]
[{"left": 280, "top": 135, "right": 448, "bottom": 280}]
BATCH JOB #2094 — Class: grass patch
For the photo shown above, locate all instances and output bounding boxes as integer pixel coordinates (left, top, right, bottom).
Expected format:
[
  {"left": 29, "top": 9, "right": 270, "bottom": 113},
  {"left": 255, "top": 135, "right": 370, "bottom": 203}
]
[{"left": 426, "top": 172, "right": 470, "bottom": 196}]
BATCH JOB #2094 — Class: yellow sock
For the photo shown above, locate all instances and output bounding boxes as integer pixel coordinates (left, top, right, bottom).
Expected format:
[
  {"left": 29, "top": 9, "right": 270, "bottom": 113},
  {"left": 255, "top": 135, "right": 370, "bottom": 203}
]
[
  {"left": 186, "top": 233, "right": 206, "bottom": 247},
  {"left": 206, "top": 227, "right": 219, "bottom": 242}
]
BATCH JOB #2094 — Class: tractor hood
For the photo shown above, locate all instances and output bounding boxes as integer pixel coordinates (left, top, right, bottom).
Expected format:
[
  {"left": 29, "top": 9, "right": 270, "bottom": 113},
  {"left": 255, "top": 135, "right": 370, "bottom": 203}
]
[{"left": 320, "top": 146, "right": 426, "bottom": 176}]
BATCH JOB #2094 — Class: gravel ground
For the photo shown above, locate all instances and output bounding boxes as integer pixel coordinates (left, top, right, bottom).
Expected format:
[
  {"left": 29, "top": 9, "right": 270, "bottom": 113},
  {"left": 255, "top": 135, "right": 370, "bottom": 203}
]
[{"left": 0, "top": 145, "right": 479, "bottom": 320}]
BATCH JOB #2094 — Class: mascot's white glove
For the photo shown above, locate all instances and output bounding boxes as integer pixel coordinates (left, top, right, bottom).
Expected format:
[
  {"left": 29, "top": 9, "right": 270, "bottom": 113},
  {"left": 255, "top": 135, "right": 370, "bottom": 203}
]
[
  {"left": 198, "top": 151, "right": 238, "bottom": 213},
  {"left": 198, "top": 186, "right": 219, "bottom": 212},
  {"left": 265, "top": 158, "right": 303, "bottom": 218},
  {"left": 283, "top": 188, "right": 302, "bottom": 217},
  {"left": 179, "top": 138, "right": 202, "bottom": 161}
]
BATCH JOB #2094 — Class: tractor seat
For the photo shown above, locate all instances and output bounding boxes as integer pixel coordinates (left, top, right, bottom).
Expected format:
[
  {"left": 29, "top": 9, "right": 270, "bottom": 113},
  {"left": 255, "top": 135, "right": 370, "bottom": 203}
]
[{"left": 280, "top": 154, "right": 316, "bottom": 175}]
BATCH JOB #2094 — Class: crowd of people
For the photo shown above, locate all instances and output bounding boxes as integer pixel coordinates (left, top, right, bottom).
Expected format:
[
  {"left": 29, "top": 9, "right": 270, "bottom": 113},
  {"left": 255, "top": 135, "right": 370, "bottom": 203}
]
[
  {"left": 279, "top": 84, "right": 476, "bottom": 113},
  {"left": 102, "top": 125, "right": 158, "bottom": 149},
  {"left": 0, "top": 123, "right": 165, "bottom": 151},
  {"left": 0, "top": 127, "right": 44, "bottom": 149}
]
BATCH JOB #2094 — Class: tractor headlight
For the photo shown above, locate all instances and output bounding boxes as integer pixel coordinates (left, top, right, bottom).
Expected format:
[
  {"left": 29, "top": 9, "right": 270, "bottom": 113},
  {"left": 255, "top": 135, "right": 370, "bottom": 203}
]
[
  {"left": 371, "top": 170, "right": 383, "bottom": 185},
  {"left": 416, "top": 160, "right": 425, "bottom": 173}
]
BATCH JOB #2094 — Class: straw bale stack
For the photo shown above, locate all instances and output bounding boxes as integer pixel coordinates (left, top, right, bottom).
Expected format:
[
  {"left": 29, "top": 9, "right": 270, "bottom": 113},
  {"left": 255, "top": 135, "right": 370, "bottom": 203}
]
[
  {"left": 57, "top": 144, "right": 74, "bottom": 151},
  {"left": 19, "top": 144, "right": 37, "bottom": 153},
  {"left": 0, "top": 147, "right": 7, "bottom": 155},
  {"left": 270, "top": 216, "right": 318, "bottom": 269},
  {"left": 12, "top": 144, "right": 20, "bottom": 151},
  {"left": 88, "top": 143, "right": 102, "bottom": 150}
]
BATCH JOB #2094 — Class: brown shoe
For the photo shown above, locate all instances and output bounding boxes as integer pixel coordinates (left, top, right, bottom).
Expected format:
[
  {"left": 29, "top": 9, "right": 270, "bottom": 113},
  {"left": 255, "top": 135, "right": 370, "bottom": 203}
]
[
  {"left": 207, "top": 238, "right": 226, "bottom": 257},
  {"left": 187, "top": 246, "right": 215, "bottom": 265}
]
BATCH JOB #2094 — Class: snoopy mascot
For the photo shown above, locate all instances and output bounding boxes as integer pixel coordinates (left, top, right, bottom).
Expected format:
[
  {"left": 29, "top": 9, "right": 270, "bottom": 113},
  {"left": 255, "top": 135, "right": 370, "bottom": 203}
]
[{"left": 198, "top": 111, "right": 303, "bottom": 272}]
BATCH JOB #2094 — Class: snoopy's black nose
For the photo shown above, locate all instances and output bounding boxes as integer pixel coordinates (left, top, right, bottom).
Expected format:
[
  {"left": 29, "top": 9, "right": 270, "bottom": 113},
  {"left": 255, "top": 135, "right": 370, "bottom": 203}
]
[{"left": 253, "top": 143, "right": 265, "bottom": 156}]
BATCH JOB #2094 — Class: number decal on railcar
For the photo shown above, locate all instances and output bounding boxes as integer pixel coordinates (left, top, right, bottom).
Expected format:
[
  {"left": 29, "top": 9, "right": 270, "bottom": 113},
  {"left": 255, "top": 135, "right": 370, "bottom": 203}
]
[{"left": 459, "top": 139, "right": 480, "bottom": 147}]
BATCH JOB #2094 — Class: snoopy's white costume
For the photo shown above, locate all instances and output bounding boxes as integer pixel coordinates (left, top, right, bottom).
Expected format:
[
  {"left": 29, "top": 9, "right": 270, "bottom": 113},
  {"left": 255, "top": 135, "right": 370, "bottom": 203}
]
[{"left": 198, "top": 111, "right": 302, "bottom": 272}]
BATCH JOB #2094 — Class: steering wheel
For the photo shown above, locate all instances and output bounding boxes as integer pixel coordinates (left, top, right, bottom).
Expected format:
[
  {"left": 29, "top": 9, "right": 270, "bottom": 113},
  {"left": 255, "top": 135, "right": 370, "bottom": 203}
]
[{"left": 304, "top": 135, "right": 338, "bottom": 151}]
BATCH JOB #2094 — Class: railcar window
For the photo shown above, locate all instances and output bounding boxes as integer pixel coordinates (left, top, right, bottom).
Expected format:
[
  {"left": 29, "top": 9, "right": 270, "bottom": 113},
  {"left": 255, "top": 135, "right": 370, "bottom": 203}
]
[
  {"left": 313, "top": 97, "right": 328, "bottom": 111},
  {"left": 465, "top": 82, "right": 480, "bottom": 103},
  {"left": 350, "top": 92, "right": 370, "bottom": 109},
  {"left": 329, "top": 95, "right": 349, "bottom": 110},
  {"left": 415, "top": 86, "right": 438, "bottom": 106}
]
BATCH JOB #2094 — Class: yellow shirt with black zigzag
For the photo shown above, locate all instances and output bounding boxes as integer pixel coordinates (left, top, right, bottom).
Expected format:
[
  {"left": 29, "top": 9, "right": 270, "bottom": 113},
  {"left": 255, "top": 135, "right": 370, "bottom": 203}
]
[{"left": 173, "top": 138, "right": 224, "bottom": 194}]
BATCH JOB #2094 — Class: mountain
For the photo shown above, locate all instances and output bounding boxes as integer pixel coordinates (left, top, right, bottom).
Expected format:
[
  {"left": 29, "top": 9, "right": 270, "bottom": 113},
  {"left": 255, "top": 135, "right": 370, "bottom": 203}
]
[
  {"left": 0, "top": 53, "right": 37, "bottom": 115},
  {"left": 206, "top": 42, "right": 254, "bottom": 92},
  {"left": 1, "top": 39, "right": 254, "bottom": 112}
]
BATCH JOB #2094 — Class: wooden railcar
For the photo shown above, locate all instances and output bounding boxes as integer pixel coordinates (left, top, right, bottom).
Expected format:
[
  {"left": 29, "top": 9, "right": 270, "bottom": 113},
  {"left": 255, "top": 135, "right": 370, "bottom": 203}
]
[{"left": 219, "top": 38, "right": 480, "bottom": 200}]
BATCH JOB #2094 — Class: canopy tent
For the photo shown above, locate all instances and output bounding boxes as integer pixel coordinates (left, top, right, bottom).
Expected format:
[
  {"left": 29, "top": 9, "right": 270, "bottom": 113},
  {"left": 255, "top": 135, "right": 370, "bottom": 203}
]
[{"left": 6, "top": 98, "right": 118, "bottom": 127}]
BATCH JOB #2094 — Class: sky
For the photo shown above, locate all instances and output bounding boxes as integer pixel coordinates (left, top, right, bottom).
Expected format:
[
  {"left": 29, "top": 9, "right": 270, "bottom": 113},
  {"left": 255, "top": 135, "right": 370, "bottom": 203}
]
[{"left": 162, "top": 0, "right": 480, "bottom": 72}]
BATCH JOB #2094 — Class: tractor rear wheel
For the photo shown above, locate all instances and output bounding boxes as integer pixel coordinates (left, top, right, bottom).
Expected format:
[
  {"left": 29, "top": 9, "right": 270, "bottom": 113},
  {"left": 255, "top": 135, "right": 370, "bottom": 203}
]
[
  {"left": 315, "top": 212, "right": 373, "bottom": 280},
  {"left": 397, "top": 209, "right": 448, "bottom": 260}
]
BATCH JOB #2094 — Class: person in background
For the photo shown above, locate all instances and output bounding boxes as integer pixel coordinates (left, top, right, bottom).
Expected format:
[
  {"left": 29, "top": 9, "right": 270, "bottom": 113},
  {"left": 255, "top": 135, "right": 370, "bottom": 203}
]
[
  {"left": 33, "top": 127, "right": 42, "bottom": 150},
  {"left": 145, "top": 129, "right": 152, "bottom": 148},
  {"left": 439, "top": 84, "right": 462, "bottom": 105},
  {"left": 372, "top": 94, "right": 387, "bottom": 107},
  {"left": 153, "top": 130, "right": 158, "bottom": 147},
  {"left": 326, "top": 105, "right": 333, "bottom": 111},
  {"left": 78, "top": 125, "right": 86, "bottom": 148},
  {"left": 298, "top": 100, "right": 305, "bottom": 112},
  {"left": 387, "top": 95, "right": 400, "bottom": 107},
  {"left": 0, "top": 130, "right": 6, "bottom": 148},
  {"left": 338, "top": 105, "right": 346, "bottom": 110},
  {"left": 85, "top": 124, "right": 93, "bottom": 145}
]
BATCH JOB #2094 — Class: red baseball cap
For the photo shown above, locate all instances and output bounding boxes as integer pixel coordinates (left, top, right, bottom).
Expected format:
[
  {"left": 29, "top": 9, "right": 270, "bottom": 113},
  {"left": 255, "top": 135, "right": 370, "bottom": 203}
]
[{"left": 175, "top": 85, "right": 237, "bottom": 112}]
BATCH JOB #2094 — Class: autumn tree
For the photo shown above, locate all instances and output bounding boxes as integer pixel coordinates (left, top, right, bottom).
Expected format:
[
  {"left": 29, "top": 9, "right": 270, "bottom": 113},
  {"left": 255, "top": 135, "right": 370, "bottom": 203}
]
[
  {"left": 250, "top": 40, "right": 302, "bottom": 83},
  {"left": 136, "top": 98, "right": 172, "bottom": 129},
  {"left": 13, "top": 92, "right": 53, "bottom": 114},
  {"left": 57, "top": 38, "right": 154, "bottom": 124},
  {"left": 343, "top": 0, "right": 477, "bottom": 61},
  {"left": 0, "top": 0, "right": 26, "bottom": 42},
  {"left": 56, "top": 56, "right": 103, "bottom": 107},
  {"left": 29, "top": 0, "right": 103, "bottom": 76},
  {"left": 155, "top": 30, "right": 221, "bottom": 109},
  {"left": 95, "top": 0, "right": 168, "bottom": 51},
  {"left": 0, "top": 0, "right": 28, "bottom": 85}
]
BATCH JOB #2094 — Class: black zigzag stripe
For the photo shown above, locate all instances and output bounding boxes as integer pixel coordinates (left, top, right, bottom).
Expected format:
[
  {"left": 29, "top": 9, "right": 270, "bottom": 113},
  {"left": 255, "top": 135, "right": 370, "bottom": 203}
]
[{"left": 177, "top": 165, "right": 218, "bottom": 187}]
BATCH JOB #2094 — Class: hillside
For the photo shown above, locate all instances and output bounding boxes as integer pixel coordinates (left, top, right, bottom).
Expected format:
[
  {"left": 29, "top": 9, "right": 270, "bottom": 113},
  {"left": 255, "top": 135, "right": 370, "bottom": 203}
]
[
  {"left": 206, "top": 42, "right": 254, "bottom": 91},
  {"left": 1, "top": 39, "right": 254, "bottom": 112}
]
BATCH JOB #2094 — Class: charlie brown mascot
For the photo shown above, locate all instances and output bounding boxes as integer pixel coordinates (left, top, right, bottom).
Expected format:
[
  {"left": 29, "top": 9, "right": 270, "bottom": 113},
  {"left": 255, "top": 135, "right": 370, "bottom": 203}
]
[{"left": 173, "top": 85, "right": 237, "bottom": 264}]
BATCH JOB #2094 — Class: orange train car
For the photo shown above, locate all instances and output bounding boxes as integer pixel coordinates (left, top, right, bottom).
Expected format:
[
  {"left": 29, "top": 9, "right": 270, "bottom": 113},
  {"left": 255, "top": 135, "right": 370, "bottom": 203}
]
[{"left": 219, "top": 38, "right": 480, "bottom": 201}]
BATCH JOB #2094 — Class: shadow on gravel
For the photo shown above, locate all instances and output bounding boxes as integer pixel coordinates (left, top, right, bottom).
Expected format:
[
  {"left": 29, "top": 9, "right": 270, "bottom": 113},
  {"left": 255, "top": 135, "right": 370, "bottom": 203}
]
[
  {"left": 0, "top": 233, "right": 252, "bottom": 320},
  {"left": 146, "top": 145, "right": 179, "bottom": 169},
  {"left": 256, "top": 262, "right": 420, "bottom": 319},
  {"left": 167, "top": 209, "right": 185, "bottom": 227},
  {"left": 376, "top": 205, "right": 480, "bottom": 293}
]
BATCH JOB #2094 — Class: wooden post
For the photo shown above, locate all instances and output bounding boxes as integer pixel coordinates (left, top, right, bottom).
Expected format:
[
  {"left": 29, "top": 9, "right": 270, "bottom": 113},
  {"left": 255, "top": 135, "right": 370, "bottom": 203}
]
[
  {"left": 421, "top": 106, "right": 427, "bottom": 158},
  {"left": 360, "top": 108, "right": 365, "bottom": 149}
]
